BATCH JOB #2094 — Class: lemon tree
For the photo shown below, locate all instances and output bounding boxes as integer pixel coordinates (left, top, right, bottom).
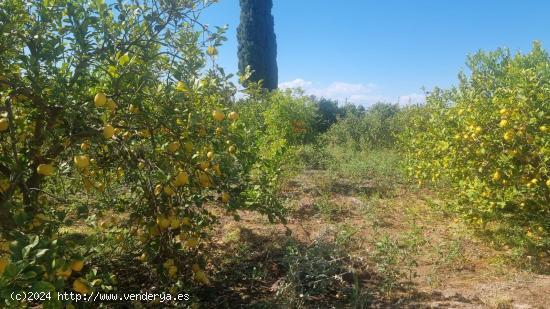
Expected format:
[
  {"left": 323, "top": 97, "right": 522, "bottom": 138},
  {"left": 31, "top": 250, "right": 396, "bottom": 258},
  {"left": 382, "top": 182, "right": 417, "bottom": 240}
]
[
  {"left": 400, "top": 42, "right": 549, "bottom": 250},
  {"left": 0, "top": 0, "right": 285, "bottom": 307}
]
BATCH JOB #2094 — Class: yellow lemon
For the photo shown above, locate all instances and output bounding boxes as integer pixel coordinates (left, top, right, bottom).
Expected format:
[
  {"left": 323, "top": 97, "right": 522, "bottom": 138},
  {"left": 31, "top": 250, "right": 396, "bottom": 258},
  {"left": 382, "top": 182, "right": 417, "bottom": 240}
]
[
  {"left": 206, "top": 46, "right": 218, "bottom": 56},
  {"left": 73, "top": 278, "right": 91, "bottom": 295},
  {"left": 174, "top": 171, "right": 189, "bottom": 186},
  {"left": 184, "top": 141, "right": 193, "bottom": 153},
  {"left": 503, "top": 131, "right": 514, "bottom": 141},
  {"left": 181, "top": 217, "right": 191, "bottom": 226},
  {"left": 167, "top": 141, "right": 180, "bottom": 153},
  {"left": 198, "top": 172, "right": 211, "bottom": 188},
  {"left": 70, "top": 260, "right": 84, "bottom": 272},
  {"left": 163, "top": 185, "right": 175, "bottom": 196},
  {"left": 169, "top": 216, "right": 180, "bottom": 229},
  {"left": 0, "top": 118, "right": 8, "bottom": 131},
  {"left": 207, "top": 151, "right": 214, "bottom": 160},
  {"left": 199, "top": 161, "right": 209, "bottom": 170},
  {"left": 106, "top": 98, "right": 117, "bottom": 111},
  {"left": 492, "top": 171, "right": 501, "bottom": 181},
  {"left": 499, "top": 119, "right": 508, "bottom": 127},
  {"left": 80, "top": 142, "right": 90, "bottom": 151},
  {"left": 74, "top": 155, "right": 90, "bottom": 169},
  {"left": 221, "top": 192, "right": 230, "bottom": 203},
  {"left": 0, "top": 179, "right": 9, "bottom": 193},
  {"left": 228, "top": 111, "right": 239, "bottom": 121},
  {"left": 212, "top": 110, "right": 224, "bottom": 121},
  {"left": 540, "top": 125, "right": 548, "bottom": 133},
  {"left": 56, "top": 266, "right": 72, "bottom": 279},
  {"left": 168, "top": 265, "right": 178, "bottom": 277},
  {"left": 194, "top": 270, "right": 210, "bottom": 285},
  {"left": 157, "top": 216, "right": 170, "bottom": 230},
  {"left": 37, "top": 164, "right": 54, "bottom": 176},
  {"left": 546, "top": 179, "right": 550, "bottom": 189},
  {"left": 185, "top": 238, "right": 199, "bottom": 248},
  {"left": 154, "top": 184, "right": 163, "bottom": 195},
  {"left": 212, "top": 164, "right": 221, "bottom": 176},
  {"left": 103, "top": 124, "right": 115, "bottom": 138},
  {"left": 228, "top": 145, "right": 236, "bottom": 154},
  {"left": 0, "top": 256, "right": 9, "bottom": 274},
  {"left": 94, "top": 93, "right": 107, "bottom": 107}
]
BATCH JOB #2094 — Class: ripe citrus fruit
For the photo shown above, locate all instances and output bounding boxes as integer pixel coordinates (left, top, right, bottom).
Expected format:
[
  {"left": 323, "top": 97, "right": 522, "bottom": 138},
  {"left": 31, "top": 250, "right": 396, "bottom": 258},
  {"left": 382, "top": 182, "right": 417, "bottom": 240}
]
[
  {"left": 103, "top": 124, "right": 115, "bottom": 138},
  {"left": 71, "top": 260, "right": 84, "bottom": 272},
  {"left": 206, "top": 46, "right": 218, "bottom": 56},
  {"left": 228, "top": 111, "right": 239, "bottom": 121},
  {"left": 106, "top": 98, "right": 117, "bottom": 111},
  {"left": 94, "top": 93, "right": 107, "bottom": 107},
  {"left": 73, "top": 278, "right": 91, "bottom": 295},
  {"left": 0, "top": 257, "right": 9, "bottom": 274},
  {"left": 221, "top": 192, "right": 230, "bottom": 203},
  {"left": 174, "top": 171, "right": 189, "bottom": 186},
  {"left": 0, "top": 118, "right": 8, "bottom": 131},
  {"left": 167, "top": 141, "right": 180, "bottom": 153},
  {"left": 74, "top": 155, "right": 90, "bottom": 169},
  {"left": 212, "top": 110, "right": 224, "bottom": 121},
  {"left": 157, "top": 216, "right": 170, "bottom": 230},
  {"left": 37, "top": 164, "right": 54, "bottom": 176}
]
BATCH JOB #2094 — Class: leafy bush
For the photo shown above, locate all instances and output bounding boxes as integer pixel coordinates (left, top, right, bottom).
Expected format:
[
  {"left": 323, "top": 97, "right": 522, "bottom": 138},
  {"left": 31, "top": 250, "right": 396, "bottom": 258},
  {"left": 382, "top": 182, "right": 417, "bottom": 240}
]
[
  {"left": 314, "top": 97, "right": 341, "bottom": 133},
  {"left": 323, "top": 103, "right": 401, "bottom": 150},
  {"left": 238, "top": 87, "right": 318, "bottom": 161},
  {"left": 0, "top": 0, "right": 285, "bottom": 307},
  {"left": 293, "top": 143, "right": 331, "bottom": 170},
  {"left": 399, "top": 42, "right": 550, "bottom": 249}
]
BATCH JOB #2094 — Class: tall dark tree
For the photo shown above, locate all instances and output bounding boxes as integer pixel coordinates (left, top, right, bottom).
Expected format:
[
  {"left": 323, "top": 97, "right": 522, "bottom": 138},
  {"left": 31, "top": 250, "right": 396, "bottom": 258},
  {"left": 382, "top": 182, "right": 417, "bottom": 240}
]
[{"left": 237, "top": 0, "right": 278, "bottom": 90}]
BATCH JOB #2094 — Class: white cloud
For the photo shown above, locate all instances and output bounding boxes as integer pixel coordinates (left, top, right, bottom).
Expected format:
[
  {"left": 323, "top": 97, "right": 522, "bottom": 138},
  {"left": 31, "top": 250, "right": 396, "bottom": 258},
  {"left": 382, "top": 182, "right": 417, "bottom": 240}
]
[
  {"left": 278, "top": 78, "right": 313, "bottom": 89},
  {"left": 279, "top": 79, "right": 385, "bottom": 106},
  {"left": 279, "top": 79, "right": 426, "bottom": 106},
  {"left": 397, "top": 93, "right": 425, "bottom": 105}
]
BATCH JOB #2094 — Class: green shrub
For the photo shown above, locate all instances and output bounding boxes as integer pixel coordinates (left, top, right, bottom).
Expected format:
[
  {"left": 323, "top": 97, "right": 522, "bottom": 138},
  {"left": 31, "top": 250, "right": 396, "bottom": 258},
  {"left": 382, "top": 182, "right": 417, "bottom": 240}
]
[
  {"left": 323, "top": 103, "right": 401, "bottom": 150},
  {"left": 399, "top": 42, "right": 550, "bottom": 251}
]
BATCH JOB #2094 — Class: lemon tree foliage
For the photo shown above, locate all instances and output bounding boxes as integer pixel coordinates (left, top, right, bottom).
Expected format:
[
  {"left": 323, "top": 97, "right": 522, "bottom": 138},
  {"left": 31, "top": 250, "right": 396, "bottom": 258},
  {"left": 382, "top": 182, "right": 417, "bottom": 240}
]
[
  {"left": 400, "top": 43, "right": 549, "bottom": 248},
  {"left": 0, "top": 0, "right": 285, "bottom": 307}
]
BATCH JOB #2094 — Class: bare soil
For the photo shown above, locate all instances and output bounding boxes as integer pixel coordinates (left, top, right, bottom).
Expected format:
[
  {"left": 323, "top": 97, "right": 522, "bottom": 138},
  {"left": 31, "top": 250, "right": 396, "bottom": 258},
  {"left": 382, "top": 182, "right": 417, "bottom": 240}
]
[{"left": 202, "top": 169, "right": 550, "bottom": 308}]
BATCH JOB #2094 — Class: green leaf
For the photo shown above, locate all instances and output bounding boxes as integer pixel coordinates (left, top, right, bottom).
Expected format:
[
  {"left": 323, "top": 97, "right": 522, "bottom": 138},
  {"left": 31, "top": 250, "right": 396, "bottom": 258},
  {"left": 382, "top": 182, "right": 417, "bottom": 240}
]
[
  {"left": 32, "top": 281, "right": 56, "bottom": 293},
  {"left": 119, "top": 53, "right": 130, "bottom": 66},
  {"left": 35, "top": 249, "right": 49, "bottom": 258},
  {"left": 21, "top": 271, "right": 37, "bottom": 280},
  {"left": 22, "top": 236, "right": 39, "bottom": 258},
  {"left": 3, "top": 263, "right": 19, "bottom": 279}
]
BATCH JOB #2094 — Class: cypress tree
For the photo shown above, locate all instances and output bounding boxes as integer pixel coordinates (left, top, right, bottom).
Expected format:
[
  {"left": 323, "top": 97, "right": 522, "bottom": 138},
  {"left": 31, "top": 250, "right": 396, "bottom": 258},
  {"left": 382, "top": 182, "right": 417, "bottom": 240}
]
[{"left": 237, "top": 0, "right": 278, "bottom": 90}]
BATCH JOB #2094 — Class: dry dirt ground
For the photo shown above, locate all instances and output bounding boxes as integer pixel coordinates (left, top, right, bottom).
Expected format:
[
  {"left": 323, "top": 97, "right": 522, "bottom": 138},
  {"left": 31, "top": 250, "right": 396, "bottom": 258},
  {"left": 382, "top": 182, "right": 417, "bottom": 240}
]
[{"left": 201, "top": 170, "right": 550, "bottom": 308}]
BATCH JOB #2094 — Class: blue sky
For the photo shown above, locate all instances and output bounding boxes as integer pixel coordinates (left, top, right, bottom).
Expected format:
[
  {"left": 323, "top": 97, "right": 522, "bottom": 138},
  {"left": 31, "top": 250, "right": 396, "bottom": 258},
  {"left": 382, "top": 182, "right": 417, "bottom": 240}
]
[{"left": 201, "top": 0, "right": 550, "bottom": 106}]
